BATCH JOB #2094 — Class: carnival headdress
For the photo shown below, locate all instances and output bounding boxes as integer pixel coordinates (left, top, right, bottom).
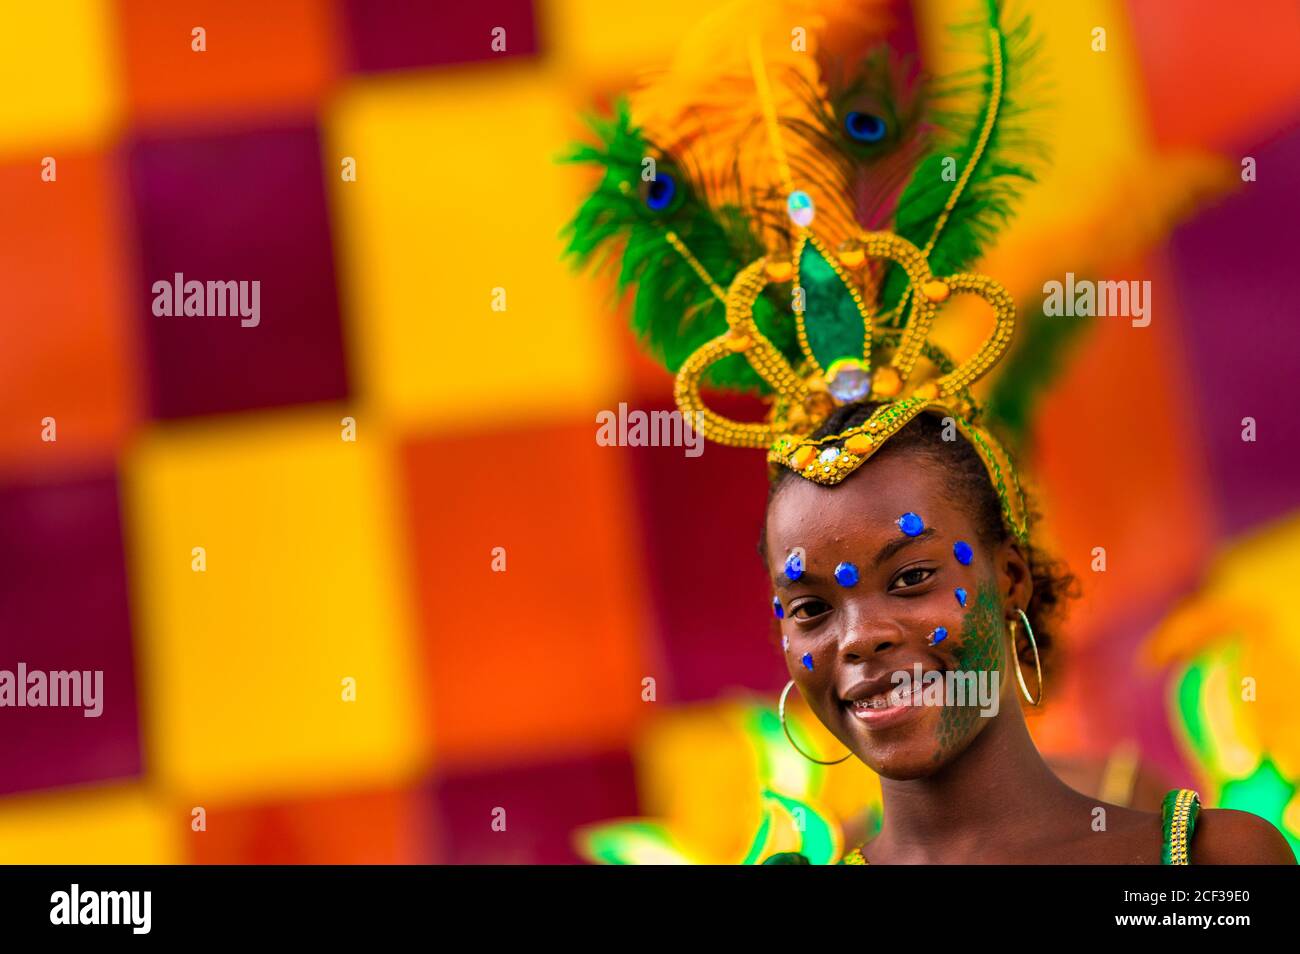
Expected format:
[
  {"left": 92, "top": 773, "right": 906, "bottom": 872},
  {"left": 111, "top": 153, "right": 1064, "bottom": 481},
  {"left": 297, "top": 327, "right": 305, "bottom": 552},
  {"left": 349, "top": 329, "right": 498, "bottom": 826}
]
[{"left": 565, "top": 0, "right": 1042, "bottom": 542}]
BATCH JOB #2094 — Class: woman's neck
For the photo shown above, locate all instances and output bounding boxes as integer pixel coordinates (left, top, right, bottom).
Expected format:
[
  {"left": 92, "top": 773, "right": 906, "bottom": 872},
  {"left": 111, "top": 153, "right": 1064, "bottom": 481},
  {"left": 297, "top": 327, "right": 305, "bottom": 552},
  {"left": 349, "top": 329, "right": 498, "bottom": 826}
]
[{"left": 867, "top": 704, "right": 1080, "bottom": 864}]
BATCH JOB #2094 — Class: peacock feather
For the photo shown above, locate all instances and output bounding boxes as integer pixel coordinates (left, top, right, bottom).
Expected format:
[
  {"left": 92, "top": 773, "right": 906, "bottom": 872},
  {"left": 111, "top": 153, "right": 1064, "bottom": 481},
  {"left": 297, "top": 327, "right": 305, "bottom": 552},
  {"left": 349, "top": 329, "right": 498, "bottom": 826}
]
[
  {"left": 561, "top": 100, "right": 798, "bottom": 393},
  {"left": 562, "top": 0, "right": 1044, "bottom": 389},
  {"left": 878, "top": 0, "right": 1046, "bottom": 325}
]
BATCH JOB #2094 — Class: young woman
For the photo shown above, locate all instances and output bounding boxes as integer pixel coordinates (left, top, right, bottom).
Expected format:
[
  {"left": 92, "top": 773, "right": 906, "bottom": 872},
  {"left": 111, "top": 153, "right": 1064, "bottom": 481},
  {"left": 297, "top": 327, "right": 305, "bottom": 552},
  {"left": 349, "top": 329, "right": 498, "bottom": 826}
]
[
  {"left": 566, "top": 0, "right": 1293, "bottom": 864},
  {"left": 759, "top": 403, "right": 1293, "bottom": 864}
]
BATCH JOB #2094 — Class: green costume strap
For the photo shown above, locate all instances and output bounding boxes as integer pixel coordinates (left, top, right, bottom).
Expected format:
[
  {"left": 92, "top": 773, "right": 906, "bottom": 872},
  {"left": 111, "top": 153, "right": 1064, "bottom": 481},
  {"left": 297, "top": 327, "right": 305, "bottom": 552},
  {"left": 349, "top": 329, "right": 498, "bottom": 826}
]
[{"left": 1161, "top": 788, "right": 1201, "bottom": 865}]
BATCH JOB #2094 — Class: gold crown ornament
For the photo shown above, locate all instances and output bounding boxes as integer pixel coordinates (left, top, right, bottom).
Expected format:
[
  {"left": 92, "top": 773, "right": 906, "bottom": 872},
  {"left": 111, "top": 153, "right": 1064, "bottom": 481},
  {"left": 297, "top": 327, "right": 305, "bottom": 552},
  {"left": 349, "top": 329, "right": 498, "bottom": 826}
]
[{"left": 564, "top": 0, "right": 1040, "bottom": 543}]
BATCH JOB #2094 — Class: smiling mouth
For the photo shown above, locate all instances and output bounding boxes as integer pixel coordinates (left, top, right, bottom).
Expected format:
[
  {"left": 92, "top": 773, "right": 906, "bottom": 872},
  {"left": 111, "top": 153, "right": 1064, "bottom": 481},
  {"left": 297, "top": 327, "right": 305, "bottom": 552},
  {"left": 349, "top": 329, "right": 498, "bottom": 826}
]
[
  {"left": 849, "top": 680, "right": 925, "bottom": 710},
  {"left": 841, "top": 667, "right": 946, "bottom": 726}
]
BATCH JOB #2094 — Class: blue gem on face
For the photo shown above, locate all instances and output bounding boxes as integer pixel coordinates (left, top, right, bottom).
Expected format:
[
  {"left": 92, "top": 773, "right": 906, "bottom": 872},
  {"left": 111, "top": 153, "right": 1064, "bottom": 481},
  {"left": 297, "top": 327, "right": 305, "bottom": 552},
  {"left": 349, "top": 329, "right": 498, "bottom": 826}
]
[
  {"left": 955, "top": 587, "right": 968, "bottom": 608},
  {"left": 834, "top": 561, "right": 859, "bottom": 587},
  {"left": 772, "top": 596, "right": 784, "bottom": 619},
  {"left": 897, "top": 512, "right": 924, "bottom": 536},
  {"left": 928, "top": 627, "right": 949, "bottom": 646},
  {"left": 784, "top": 551, "right": 805, "bottom": 581},
  {"left": 953, "top": 541, "right": 974, "bottom": 565},
  {"left": 801, "top": 652, "right": 814, "bottom": 671}
]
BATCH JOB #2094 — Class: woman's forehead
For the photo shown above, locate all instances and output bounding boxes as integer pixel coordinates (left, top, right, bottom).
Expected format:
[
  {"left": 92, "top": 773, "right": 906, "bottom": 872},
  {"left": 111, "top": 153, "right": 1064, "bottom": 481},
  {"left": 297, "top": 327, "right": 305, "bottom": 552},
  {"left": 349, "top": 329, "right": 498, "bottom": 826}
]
[{"left": 766, "top": 453, "right": 962, "bottom": 548}]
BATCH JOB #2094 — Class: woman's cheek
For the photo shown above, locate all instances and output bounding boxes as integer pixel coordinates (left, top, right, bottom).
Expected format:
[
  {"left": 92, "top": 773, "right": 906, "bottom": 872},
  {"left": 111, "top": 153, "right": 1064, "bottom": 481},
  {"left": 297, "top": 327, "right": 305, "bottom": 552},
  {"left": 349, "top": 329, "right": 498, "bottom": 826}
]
[
  {"left": 786, "top": 629, "right": 833, "bottom": 687},
  {"left": 951, "top": 581, "right": 1006, "bottom": 674}
]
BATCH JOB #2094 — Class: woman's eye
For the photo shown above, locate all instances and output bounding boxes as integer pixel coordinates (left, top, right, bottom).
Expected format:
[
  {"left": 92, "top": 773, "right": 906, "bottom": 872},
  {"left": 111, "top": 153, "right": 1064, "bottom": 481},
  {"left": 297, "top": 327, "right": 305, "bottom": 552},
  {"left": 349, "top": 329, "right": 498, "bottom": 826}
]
[
  {"left": 791, "top": 599, "right": 831, "bottom": 620},
  {"left": 890, "top": 567, "right": 934, "bottom": 590}
]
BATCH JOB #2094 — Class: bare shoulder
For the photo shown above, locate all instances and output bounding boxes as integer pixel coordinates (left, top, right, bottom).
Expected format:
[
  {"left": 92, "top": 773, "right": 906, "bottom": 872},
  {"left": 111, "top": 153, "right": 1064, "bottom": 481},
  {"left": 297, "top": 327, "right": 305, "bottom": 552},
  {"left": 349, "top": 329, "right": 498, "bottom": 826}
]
[{"left": 1191, "top": 808, "right": 1296, "bottom": 865}]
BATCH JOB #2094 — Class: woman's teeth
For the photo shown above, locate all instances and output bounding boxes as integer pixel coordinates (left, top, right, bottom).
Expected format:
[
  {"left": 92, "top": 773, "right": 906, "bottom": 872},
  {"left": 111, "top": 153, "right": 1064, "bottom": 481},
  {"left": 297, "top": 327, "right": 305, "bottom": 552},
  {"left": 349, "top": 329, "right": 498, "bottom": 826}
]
[{"left": 852, "top": 682, "right": 923, "bottom": 709}]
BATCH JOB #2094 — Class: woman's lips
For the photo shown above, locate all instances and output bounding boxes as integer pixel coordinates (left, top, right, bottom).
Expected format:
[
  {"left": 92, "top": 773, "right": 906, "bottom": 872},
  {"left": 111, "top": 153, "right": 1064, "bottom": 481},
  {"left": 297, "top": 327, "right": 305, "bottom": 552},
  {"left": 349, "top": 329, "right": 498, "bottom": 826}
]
[{"left": 844, "top": 679, "right": 931, "bottom": 728}]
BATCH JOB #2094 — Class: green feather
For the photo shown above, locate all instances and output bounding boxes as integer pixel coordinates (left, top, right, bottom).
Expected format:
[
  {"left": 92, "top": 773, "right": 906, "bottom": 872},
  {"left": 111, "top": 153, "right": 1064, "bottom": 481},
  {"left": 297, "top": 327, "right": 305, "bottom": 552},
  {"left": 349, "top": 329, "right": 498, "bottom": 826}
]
[
  {"left": 560, "top": 100, "right": 800, "bottom": 394},
  {"left": 879, "top": 0, "right": 1046, "bottom": 324}
]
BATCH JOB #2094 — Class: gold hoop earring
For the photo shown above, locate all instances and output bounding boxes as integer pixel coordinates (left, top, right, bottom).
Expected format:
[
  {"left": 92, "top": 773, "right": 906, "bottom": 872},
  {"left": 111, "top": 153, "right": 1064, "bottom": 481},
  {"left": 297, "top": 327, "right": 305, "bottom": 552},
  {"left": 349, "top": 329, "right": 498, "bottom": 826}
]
[
  {"left": 779, "top": 680, "right": 853, "bottom": 765},
  {"left": 1009, "top": 608, "right": 1043, "bottom": 706}
]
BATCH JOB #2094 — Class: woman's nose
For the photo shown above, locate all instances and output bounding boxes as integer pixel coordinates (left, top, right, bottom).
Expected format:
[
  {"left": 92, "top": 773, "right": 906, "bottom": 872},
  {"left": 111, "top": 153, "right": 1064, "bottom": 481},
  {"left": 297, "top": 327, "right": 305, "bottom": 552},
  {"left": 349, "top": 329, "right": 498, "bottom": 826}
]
[{"left": 836, "top": 606, "right": 905, "bottom": 660}]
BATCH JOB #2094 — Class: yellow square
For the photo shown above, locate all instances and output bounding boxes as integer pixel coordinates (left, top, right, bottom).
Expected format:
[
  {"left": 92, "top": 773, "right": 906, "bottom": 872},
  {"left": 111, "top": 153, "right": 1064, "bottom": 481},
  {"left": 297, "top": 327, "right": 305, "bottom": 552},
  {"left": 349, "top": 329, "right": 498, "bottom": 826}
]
[
  {"left": 325, "top": 65, "right": 622, "bottom": 428},
  {"left": 544, "top": 0, "right": 732, "bottom": 83},
  {"left": 122, "top": 410, "right": 426, "bottom": 801},
  {"left": 916, "top": 0, "right": 1151, "bottom": 233},
  {"left": 0, "top": 784, "right": 178, "bottom": 864},
  {"left": 0, "top": 0, "right": 121, "bottom": 154}
]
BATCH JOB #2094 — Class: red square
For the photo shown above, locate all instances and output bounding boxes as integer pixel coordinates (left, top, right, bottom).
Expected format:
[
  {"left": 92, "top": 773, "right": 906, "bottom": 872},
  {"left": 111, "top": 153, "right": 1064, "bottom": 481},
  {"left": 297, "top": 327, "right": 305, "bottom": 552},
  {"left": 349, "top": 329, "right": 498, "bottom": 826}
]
[
  {"left": 115, "top": 0, "right": 342, "bottom": 123},
  {"left": 186, "top": 786, "right": 430, "bottom": 864},
  {"left": 0, "top": 152, "right": 139, "bottom": 475},
  {"left": 400, "top": 423, "right": 650, "bottom": 767}
]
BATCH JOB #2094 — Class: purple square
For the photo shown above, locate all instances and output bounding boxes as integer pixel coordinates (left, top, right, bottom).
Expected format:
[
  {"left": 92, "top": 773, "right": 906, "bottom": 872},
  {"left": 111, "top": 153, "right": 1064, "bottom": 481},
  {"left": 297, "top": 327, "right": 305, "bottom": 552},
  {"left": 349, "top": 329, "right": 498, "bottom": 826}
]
[
  {"left": 126, "top": 122, "right": 349, "bottom": 420},
  {"left": 343, "top": 0, "right": 538, "bottom": 73},
  {"left": 1168, "top": 122, "right": 1300, "bottom": 532},
  {"left": 0, "top": 473, "right": 142, "bottom": 795},
  {"left": 430, "top": 749, "right": 638, "bottom": 864},
  {"left": 628, "top": 395, "right": 784, "bottom": 703}
]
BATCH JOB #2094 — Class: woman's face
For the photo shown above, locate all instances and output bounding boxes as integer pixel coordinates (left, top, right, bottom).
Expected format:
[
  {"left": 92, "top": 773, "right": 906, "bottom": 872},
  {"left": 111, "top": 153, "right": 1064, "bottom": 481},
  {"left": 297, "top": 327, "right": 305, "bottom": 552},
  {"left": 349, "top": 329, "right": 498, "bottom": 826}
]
[{"left": 764, "top": 448, "right": 1029, "bottom": 780}]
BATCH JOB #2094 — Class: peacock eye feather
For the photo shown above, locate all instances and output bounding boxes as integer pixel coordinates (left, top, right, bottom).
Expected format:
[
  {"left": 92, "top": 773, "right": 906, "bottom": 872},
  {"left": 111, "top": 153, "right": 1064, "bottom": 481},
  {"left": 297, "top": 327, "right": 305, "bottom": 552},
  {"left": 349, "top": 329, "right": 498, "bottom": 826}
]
[
  {"left": 844, "top": 110, "right": 887, "bottom": 143},
  {"left": 639, "top": 171, "right": 679, "bottom": 213}
]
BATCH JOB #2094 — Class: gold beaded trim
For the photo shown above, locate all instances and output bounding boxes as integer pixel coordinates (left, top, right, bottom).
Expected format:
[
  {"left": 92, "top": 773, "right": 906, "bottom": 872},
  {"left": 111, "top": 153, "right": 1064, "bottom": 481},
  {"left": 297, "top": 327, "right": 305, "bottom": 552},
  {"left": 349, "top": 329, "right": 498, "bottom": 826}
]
[
  {"left": 674, "top": 257, "right": 808, "bottom": 449},
  {"left": 840, "top": 846, "right": 867, "bottom": 865},
  {"left": 768, "top": 396, "right": 931, "bottom": 483},
  {"left": 1166, "top": 789, "right": 1199, "bottom": 865},
  {"left": 956, "top": 418, "right": 1029, "bottom": 544},
  {"left": 671, "top": 227, "right": 1025, "bottom": 538}
]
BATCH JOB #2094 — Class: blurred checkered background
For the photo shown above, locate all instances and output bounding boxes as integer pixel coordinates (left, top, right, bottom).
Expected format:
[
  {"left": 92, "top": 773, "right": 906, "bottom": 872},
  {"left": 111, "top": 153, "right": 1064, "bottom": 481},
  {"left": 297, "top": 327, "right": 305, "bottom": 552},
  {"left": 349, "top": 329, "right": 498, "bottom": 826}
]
[{"left": 1, "top": 0, "right": 1298, "bottom": 862}]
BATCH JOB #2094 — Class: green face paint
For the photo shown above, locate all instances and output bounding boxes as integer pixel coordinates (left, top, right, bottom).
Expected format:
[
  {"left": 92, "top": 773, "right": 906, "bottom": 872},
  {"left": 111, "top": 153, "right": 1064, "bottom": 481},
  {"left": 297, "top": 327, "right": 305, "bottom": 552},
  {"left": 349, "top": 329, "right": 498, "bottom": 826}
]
[{"left": 933, "top": 580, "right": 1006, "bottom": 763}]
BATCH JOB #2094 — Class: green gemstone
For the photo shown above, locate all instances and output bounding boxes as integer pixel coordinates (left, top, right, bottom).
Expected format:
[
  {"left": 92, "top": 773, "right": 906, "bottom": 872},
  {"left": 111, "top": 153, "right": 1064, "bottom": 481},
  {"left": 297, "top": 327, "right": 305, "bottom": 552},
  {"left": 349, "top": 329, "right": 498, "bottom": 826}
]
[{"left": 798, "top": 241, "right": 866, "bottom": 371}]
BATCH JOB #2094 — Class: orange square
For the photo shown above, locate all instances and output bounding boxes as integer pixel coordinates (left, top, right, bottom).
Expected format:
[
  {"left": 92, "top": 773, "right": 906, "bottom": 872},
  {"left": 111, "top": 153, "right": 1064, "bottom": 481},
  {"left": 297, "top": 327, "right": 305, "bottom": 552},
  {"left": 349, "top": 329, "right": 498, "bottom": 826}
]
[
  {"left": 1128, "top": 0, "right": 1300, "bottom": 151},
  {"left": 0, "top": 151, "right": 139, "bottom": 474},
  {"left": 401, "top": 423, "right": 650, "bottom": 766},
  {"left": 114, "top": 0, "right": 342, "bottom": 123},
  {"left": 1031, "top": 257, "right": 1215, "bottom": 642}
]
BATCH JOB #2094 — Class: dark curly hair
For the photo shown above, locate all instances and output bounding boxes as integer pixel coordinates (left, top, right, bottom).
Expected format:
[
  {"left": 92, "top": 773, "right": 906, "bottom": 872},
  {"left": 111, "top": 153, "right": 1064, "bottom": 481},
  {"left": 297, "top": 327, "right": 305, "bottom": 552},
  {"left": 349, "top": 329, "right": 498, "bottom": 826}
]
[{"left": 760, "top": 401, "right": 1078, "bottom": 685}]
